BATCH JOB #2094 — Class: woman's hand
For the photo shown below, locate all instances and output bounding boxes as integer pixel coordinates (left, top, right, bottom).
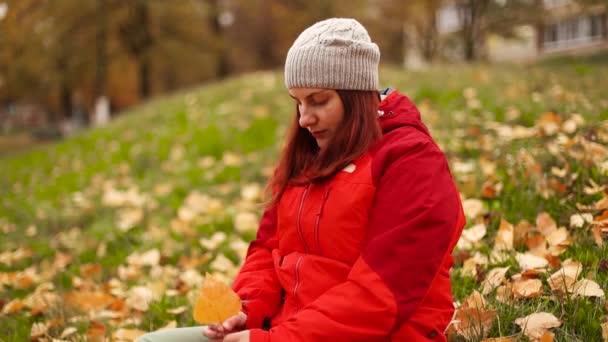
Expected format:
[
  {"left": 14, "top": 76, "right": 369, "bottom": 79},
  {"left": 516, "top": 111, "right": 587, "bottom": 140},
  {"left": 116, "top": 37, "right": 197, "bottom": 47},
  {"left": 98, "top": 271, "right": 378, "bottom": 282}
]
[
  {"left": 223, "top": 330, "right": 250, "bottom": 342},
  {"left": 203, "top": 312, "right": 248, "bottom": 340}
]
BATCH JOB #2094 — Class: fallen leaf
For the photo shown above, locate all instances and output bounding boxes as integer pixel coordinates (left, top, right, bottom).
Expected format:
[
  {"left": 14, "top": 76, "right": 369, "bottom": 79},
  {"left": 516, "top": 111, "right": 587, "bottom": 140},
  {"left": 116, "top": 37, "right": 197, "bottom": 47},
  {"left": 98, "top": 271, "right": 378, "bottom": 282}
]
[
  {"left": 60, "top": 327, "right": 78, "bottom": 338},
  {"left": 30, "top": 322, "right": 48, "bottom": 340},
  {"left": 193, "top": 273, "right": 242, "bottom": 324},
  {"left": 481, "top": 336, "right": 517, "bottom": 342},
  {"left": 515, "top": 312, "right": 561, "bottom": 340},
  {"left": 462, "top": 199, "right": 486, "bottom": 219},
  {"left": 1, "top": 299, "right": 25, "bottom": 315},
  {"left": 126, "top": 286, "right": 155, "bottom": 312},
  {"left": 536, "top": 212, "right": 557, "bottom": 237},
  {"left": 233, "top": 211, "right": 258, "bottom": 234},
  {"left": 63, "top": 291, "right": 115, "bottom": 312},
  {"left": 482, "top": 267, "right": 510, "bottom": 295},
  {"left": 113, "top": 328, "right": 147, "bottom": 341},
  {"left": 570, "top": 213, "right": 593, "bottom": 228},
  {"left": 167, "top": 306, "right": 187, "bottom": 315},
  {"left": 494, "top": 218, "right": 514, "bottom": 251},
  {"left": 548, "top": 260, "right": 582, "bottom": 294},
  {"left": 601, "top": 321, "right": 608, "bottom": 342},
  {"left": 514, "top": 220, "right": 533, "bottom": 247},
  {"left": 86, "top": 321, "right": 106, "bottom": 342},
  {"left": 448, "top": 307, "right": 497, "bottom": 340},
  {"left": 516, "top": 252, "right": 549, "bottom": 270},
  {"left": 572, "top": 279, "right": 605, "bottom": 298},
  {"left": 512, "top": 278, "right": 543, "bottom": 298},
  {"left": 80, "top": 263, "right": 102, "bottom": 278},
  {"left": 462, "top": 290, "right": 486, "bottom": 310},
  {"left": 540, "top": 330, "right": 555, "bottom": 342},
  {"left": 457, "top": 223, "right": 487, "bottom": 250}
]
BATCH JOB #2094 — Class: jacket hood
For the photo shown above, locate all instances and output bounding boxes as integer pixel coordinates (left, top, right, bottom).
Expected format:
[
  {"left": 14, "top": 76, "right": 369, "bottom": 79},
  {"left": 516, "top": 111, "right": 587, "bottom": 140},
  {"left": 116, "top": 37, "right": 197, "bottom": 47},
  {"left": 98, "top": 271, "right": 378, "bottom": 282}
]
[{"left": 378, "top": 90, "right": 431, "bottom": 137}]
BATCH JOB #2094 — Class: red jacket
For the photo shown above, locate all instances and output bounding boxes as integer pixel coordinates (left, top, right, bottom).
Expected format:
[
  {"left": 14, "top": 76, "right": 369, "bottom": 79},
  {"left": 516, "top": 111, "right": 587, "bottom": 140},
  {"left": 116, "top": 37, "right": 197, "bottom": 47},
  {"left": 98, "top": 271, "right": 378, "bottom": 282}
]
[{"left": 233, "top": 90, "right": 465, "bottom": 341}]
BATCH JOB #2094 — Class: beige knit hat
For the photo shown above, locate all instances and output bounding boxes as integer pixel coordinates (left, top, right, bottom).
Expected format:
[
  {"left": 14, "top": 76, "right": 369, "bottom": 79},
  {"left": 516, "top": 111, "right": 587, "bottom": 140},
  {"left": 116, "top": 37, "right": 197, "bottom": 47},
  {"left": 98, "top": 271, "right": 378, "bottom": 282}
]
[{"left": 284, "top": 18, "right": 380, "bottom": 91}]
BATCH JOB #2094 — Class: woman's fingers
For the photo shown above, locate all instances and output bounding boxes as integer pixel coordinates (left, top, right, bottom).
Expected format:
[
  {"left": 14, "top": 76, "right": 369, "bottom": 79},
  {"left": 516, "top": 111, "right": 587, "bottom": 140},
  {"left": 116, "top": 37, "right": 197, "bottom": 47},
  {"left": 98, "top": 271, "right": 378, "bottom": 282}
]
[
  {"left": 222, "top": 312, "right": 247, "bottom": 332},
  {"left": 203, "top": 324, "right": 225, "bottom": 339}
]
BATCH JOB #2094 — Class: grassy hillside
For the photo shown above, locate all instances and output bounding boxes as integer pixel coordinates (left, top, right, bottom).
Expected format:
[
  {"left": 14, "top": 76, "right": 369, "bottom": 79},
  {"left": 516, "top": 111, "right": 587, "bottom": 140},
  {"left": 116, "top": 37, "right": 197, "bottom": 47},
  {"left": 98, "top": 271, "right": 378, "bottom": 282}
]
[{"left": 1, "top": 63, "right": 607, "bottom": 341}]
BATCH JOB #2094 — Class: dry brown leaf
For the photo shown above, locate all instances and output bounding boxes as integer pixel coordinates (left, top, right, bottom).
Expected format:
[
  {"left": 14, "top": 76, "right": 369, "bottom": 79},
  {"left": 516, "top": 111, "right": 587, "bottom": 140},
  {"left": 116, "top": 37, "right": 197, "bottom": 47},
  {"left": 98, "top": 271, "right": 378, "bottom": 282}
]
[
  {"left": 80, "top": 263, "right": 102, "bottom": 278},
  {"left": 548, "top": 260, "right": 582, "bottom": 294},
  {"left": 482, "top": 267, "right": 510, "bottom": 295},
  {"left": 514, "top": 312, "right": 561, "bottom": 340},
  {"left": 462, "top": 198, "right": 486, "bottom": 220},
  {"left": 601, "top": 321, "right": 608, "bottom": 342},
  {"left": 30, "top": 322, "right": 48, "bottom": 340},
  {"left": 481, "top": 336, "right": 517, "bottom": 342},
  {"left": 462, "top": 290, "right": 486, "bottom": 310},
  {"left": 167, "top": 306, "right": 187, "bottom": 315},
  {"left": 496, "top": 284, "right": 514, "bottom": 304},
  {"left": 512, "top": 278, "right": 543, "bottom": 298},
  {"left": 516, "top": 252, "right": 549, "bottom": 270},
  {"left": 593, "top": 225, "right": 605, "bottom": 247},
  {"left": 86, "top": 321, "right": 106, "bottom": 342},
  {"left": 159, "top": 320, "right": 178, "bottom": 330},
  {"left": 540, "top": 330, "right": 555, "bottom": 342},
  {"left": 570, "top": 213, "right": 593, "bottom": 228},
  {"left": 126, "top": 286, "right": 155, "bottom": 312},
  {"left": 572, "top": 279, "right": 605, "bottom": 298},
  {"left": 448, "top": 307, "right": 497, "bottom": 340},
  {"left": 193, "top": 273, "right": 242, "bottom": 324},
  {"left": 1, "top": 298, "right": 25, "bottom": 315},
  {"left": 536, "top": 212, "right": 557, "bottom": 237},
  {"left": 60, "top": 327, "right": 78, "bottom": 338},
  {"left": 457, "top": 223, "right": 487, "bottom": 250},
  {"left": 546, "top": 227, "right": 570, "bottom": 247},
  {"left": 63, "top": 291, "right": 115, "bottom": 312},
  {"left": 113, "top": 328, "right": 147, "bottom": 341},
  {"left": 514, "top": 220, "right": 533, "bottom": 247},
  {"left": 526, "top": 233, "right": 548, "bottom": 256},
  {"left": 494, "top": 218, "right": 514, "bottom": 251}
]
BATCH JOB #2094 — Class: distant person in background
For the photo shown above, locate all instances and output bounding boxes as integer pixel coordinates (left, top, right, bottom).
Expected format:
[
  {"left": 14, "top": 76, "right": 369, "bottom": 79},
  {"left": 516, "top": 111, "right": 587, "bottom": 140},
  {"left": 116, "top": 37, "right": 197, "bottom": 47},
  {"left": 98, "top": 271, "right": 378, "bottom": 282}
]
[{"left": 137, "top": 17, "right": 465, "bottom": 342}]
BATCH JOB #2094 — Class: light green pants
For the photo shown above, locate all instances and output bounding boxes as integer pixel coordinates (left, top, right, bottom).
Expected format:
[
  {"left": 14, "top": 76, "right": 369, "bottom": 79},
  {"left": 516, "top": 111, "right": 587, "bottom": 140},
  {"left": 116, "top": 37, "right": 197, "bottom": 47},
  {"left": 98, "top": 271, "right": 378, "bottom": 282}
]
[{"left": 135, "top": 326, "right": 210, "bottom": 342}]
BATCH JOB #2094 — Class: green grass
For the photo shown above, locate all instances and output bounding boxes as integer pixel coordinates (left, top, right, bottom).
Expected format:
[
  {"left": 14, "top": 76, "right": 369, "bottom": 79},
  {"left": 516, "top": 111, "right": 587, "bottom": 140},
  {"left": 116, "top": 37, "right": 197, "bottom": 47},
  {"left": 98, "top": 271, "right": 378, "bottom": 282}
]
[{"left": 1, "top": 64, "right": 607, "bottom": 341}]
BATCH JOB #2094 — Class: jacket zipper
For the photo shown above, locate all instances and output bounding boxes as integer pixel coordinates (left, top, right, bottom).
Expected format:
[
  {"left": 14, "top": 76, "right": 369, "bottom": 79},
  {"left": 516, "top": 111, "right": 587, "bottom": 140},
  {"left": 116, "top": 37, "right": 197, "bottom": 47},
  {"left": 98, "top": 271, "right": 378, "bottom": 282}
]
[
  {"left": 296, "top": 184, "right": 311, "bottom": 253},
  {"left": 293, "top": 256, "right": 304, "bottom": 311},
  {"left": 314, "top": 186, "right": 331, "bottom": 254}
]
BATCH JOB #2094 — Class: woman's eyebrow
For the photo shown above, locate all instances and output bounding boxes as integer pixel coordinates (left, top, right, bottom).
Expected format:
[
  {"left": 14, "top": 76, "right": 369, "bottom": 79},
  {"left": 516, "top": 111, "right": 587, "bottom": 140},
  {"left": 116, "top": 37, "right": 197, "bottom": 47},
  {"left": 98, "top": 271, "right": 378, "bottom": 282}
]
[{"left": 288, "top": 90, "right": 327, "bottom": 100}]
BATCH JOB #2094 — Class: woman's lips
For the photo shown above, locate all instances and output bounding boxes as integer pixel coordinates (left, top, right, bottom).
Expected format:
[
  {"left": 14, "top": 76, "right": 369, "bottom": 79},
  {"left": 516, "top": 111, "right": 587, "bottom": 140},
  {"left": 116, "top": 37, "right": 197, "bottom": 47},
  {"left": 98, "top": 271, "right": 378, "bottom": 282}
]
[{"left": 311, "top": 130, "right": 327, "bottom": 138}]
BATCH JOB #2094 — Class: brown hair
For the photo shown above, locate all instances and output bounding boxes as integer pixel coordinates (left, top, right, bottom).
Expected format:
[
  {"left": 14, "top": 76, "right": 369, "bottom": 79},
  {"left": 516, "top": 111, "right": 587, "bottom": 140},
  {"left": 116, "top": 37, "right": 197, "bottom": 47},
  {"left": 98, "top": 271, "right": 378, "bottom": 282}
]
[{"left": 268, "top": 90, "right": 382, "bottom": 206}]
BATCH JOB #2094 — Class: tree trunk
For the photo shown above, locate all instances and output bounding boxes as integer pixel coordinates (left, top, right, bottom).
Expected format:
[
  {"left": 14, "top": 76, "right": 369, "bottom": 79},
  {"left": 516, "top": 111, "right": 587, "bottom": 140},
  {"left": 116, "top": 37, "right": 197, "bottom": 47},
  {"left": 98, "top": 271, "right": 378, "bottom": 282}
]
[
  {"left": 208, "top": 0, "right": 229, "bottom": 78},
  {"left": 95, "top": 0, "right": 108, "bottom": 99}
]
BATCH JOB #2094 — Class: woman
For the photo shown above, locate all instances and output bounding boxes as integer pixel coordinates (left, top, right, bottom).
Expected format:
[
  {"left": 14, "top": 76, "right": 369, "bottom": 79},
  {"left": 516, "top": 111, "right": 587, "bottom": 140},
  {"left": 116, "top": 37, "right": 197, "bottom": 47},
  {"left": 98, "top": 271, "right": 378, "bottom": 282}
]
[{"left": 138, "top": 18, "right": 464, "bottom": 342}]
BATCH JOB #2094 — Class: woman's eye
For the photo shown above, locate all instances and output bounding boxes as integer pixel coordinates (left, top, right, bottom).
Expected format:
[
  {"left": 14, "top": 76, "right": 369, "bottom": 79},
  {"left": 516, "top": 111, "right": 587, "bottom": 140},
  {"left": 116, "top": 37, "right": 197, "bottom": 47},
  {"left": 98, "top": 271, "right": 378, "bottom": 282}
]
[{"left": 313, "top": 99, "right": 328, "bottom": 106}]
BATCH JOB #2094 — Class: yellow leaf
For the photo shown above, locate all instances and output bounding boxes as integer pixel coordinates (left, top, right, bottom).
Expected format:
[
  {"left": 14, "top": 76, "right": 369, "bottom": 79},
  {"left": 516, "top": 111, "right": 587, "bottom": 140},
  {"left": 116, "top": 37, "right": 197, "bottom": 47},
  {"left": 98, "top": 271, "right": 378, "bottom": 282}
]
[
  {"left": 63, "top": 291, "right": 115, "bottom": 312},
  {"left": 193, "top": 274, "right": 241, "bottom": 324}
]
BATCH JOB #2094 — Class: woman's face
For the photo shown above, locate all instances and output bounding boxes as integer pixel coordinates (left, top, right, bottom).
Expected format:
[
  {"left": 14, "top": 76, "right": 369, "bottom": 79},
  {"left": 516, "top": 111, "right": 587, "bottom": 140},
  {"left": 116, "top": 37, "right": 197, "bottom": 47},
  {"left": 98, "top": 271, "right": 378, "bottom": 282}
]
[{"left": 288, "top": 88, "right": 345, "bottom": 150}]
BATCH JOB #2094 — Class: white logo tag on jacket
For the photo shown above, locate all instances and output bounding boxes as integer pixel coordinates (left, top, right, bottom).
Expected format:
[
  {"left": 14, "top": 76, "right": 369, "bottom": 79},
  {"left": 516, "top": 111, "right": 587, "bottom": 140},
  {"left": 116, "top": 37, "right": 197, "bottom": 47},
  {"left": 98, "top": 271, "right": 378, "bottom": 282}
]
[{"left": 342, "top": 163, "right": 356, "bottom": 173}]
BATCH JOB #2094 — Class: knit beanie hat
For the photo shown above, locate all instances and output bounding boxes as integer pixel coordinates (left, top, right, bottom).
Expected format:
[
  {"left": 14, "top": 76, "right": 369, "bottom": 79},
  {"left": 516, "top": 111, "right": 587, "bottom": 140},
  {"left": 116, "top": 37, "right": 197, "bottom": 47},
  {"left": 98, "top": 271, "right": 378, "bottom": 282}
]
[{"left": 284, "top": 18, "right": 380, "bottom": 91}]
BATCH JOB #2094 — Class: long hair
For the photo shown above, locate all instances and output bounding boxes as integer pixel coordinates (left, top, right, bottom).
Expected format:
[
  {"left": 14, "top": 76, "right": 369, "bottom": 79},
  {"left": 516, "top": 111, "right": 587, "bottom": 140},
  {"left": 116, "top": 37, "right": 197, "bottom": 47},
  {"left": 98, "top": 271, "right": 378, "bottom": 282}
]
[{"left": 268, "top": 90, "right": 382, "bottom": 206}]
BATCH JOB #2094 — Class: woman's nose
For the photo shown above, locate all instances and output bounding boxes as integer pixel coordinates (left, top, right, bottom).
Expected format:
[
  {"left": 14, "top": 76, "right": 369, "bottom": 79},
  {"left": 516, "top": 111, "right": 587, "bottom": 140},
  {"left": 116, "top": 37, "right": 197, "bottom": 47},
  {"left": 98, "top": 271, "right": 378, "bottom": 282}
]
[{"left": 298, "top": 107, "right": 317, "bottom": 128}]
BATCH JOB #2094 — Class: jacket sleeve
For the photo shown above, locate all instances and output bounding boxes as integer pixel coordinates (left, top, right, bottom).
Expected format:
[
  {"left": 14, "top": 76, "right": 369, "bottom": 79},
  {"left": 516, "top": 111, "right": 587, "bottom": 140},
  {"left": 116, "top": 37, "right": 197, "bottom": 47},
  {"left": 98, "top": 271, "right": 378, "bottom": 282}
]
[
  {"left": 232, "top": 205, "right": 283, "bottom": 329},
  {"left": 248, "top": 133, "right": 464, "bottom": 342}
]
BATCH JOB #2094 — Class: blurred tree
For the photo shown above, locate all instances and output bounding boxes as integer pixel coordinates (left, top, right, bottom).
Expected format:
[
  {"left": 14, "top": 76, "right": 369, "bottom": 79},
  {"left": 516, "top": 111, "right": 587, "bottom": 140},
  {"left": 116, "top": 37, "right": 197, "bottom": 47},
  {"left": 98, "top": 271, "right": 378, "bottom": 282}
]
[
  {"left": 372, "top": 0, "right": 443, "bottom": 66},
  {"left": 453, "top": 0, "right": 543, "bottom": 61}
]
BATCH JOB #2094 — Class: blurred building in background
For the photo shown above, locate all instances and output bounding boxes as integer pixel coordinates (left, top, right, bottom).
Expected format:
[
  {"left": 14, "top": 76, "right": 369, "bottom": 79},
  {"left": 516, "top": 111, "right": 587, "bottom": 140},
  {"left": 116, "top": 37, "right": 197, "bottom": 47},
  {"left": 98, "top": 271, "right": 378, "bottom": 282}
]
[{"left": 434, "top": 0, "right": 607, "bottom": 63}]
